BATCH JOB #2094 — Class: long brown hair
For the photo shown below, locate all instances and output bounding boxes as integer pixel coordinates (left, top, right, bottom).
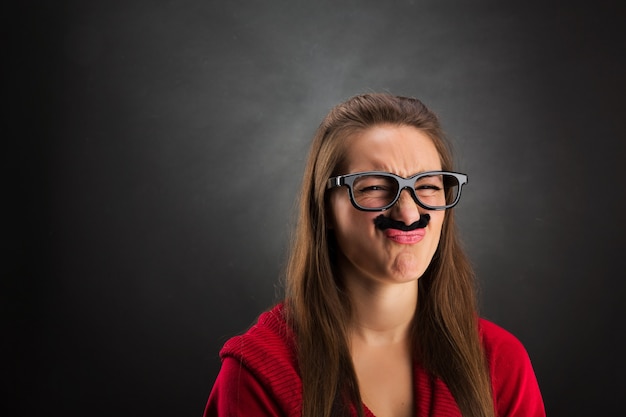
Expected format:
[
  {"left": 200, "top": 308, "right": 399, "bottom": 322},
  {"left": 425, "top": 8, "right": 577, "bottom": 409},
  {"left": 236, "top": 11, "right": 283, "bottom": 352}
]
[{"left": 284, "top": 93, "right": 494, "bottom": 417}]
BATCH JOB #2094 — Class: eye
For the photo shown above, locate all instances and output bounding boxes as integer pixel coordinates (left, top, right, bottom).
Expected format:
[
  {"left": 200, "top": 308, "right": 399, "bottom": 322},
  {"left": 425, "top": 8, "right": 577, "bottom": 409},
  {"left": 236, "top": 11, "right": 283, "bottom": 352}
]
[
  {"left": 355, "top": 176, "right": 388, "bottom": 189},
  {"left": 415, "top": 176, "right": 444, "bottom": 195},
  {"left": 359, "top": 183, "right": 391, "bottom": 192},
  {"left": 356, "top": 185, "right": 394, "bottom": 198},
  {"left": 348, "top": 174, "right": 402, "bottom": 209},
  {"left": 416, "top": 184, "right": 442, "bottom": 190}
]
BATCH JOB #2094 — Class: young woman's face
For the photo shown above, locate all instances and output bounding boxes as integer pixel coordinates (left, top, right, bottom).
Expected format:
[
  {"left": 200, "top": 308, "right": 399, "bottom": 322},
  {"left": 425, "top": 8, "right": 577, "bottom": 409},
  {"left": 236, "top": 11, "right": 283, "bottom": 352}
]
[{"left": 328, "top": 124, "right": 445, "bottom": 286}]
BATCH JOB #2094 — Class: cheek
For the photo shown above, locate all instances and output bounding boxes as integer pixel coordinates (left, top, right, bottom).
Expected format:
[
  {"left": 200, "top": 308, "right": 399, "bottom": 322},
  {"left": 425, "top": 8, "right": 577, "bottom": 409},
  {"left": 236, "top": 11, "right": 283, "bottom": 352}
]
[
  {"left": 328, "top": 189, "right": 352, "bottom": 227},
  {"left": 329, "top": 193, "right": 377, "bottom": 242},
  {"left": 334, "top": 209, "right": 375, "bottom": 238},
  {"left": 430, "top": 211, "right": 445, "bottom": 230},
  {"left": 428, "top": 212, "right": 446, "bottom": 246}
]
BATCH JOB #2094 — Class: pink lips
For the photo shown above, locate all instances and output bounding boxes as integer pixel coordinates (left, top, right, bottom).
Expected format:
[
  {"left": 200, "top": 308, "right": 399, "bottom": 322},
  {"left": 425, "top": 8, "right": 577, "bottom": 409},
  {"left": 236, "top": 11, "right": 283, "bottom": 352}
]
[{"left": 383, "top": 228, "right": 426, "bottom": 244}]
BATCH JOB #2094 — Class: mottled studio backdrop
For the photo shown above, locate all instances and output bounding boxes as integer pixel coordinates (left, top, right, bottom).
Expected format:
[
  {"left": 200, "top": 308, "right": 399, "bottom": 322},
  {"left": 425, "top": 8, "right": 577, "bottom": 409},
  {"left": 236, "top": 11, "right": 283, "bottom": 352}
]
[{"left": 8, "top": 0, "right": 625, "bottom": 416}]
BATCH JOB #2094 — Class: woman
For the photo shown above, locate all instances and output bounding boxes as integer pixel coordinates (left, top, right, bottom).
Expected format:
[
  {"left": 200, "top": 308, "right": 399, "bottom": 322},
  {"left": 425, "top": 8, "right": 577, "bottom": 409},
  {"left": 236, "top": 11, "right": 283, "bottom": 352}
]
[{"left": 205, "top": 93, "right": 545, "bottom": 417}]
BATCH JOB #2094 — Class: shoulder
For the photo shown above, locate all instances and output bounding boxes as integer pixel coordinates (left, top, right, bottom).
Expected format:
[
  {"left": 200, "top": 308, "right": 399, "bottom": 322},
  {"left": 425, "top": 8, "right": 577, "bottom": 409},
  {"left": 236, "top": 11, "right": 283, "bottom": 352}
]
[
  {"left": 220, "top": 304, "right": 297, "bottom": 370},
  {"left": 479, "top": 318, "right": 529, "bottom": 361},
  {"left": 206, "top": 304, "right": 303, "bottom": 417},
  {"left": 479, "top": 318, "right": 535, "bottom": 381},
  {"left": 205, "top": 357, "right": 285, "bottom": 417},
  {"left": 479, "top": 318, "right": 546, "bottom": 417}
]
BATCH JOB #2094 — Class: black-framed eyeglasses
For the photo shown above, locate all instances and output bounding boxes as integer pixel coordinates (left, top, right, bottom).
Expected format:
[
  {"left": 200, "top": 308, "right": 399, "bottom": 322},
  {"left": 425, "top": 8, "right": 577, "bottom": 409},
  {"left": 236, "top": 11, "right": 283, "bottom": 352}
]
[{"left": 327, "top": 171, "right": 468, "bottom": 212}]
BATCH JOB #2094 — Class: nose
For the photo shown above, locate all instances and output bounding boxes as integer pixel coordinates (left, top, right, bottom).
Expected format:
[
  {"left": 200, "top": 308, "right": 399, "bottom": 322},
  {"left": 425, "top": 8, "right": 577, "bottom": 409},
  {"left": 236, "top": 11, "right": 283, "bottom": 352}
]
[{"left": 390, "top": 188, "right": 423, "bottom": 225}]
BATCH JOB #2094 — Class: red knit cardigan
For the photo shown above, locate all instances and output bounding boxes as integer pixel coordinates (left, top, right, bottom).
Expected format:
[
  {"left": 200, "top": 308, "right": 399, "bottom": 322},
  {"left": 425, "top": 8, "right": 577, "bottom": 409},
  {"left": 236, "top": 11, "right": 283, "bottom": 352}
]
[{"left": 204, "top": 304, "right": 545, "bottom": 417}]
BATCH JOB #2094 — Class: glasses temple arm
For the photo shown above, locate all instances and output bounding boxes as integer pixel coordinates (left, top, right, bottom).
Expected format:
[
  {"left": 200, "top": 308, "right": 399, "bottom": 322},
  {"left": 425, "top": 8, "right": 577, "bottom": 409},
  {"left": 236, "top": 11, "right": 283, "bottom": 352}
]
[{"left": 327, "top": 177, "right": 343, "bottom": 189}]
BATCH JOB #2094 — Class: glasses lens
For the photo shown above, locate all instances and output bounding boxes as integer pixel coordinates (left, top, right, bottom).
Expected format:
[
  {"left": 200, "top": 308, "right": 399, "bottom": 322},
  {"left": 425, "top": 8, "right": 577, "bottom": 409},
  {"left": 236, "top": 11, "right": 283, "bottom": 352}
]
[
  {"left": 442, "top": 174, "right": 461, "bottom": 206},
  {"left": 352, "top": 174, "right": 399, "bottom": 209},
  {"left": 414, "top": 173, "right": 460, "bottom": 208}
]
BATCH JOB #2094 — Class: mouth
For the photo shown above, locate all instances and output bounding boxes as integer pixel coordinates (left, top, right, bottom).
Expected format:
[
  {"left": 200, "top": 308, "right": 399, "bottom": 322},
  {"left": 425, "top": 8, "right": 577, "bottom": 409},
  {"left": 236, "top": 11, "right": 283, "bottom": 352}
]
[{"left": 383, "top": 228, "right": 426, "bottom": 244}]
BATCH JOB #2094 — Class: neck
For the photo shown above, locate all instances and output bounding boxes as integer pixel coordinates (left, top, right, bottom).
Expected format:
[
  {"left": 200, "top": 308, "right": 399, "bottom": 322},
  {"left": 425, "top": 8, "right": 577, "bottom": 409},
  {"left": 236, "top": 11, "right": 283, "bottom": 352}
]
[{"left": 346, "top": 277, "right": 418, "bottom": 346}]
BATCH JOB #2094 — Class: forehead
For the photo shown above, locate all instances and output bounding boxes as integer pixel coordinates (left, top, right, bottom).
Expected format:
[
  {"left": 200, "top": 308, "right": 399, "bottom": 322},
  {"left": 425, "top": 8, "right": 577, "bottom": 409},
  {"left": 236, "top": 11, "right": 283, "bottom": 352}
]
[{"left": 340, "top": 124, "right": 442, "bottom": 175}]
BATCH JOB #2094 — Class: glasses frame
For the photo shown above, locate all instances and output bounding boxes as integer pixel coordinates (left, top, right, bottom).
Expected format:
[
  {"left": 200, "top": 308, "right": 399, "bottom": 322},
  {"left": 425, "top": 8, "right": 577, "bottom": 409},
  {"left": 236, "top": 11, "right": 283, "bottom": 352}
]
[{"left": 327, "top": 170, "right": 468, "bottom": 212}]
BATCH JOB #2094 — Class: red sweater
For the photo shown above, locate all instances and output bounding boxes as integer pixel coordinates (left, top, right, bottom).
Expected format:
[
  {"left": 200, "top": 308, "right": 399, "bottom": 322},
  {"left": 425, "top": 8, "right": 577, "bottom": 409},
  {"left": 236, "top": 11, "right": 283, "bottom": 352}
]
[{"left": 205, "top": 305, "right": 545, "bottom": 417}]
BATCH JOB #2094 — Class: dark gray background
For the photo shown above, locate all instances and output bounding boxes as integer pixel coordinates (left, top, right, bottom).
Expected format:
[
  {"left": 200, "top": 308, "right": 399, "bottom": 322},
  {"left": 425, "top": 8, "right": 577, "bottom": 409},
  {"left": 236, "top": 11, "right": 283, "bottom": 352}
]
[{"left": 8, "top": 0, "right": 625, "bottom": 416}]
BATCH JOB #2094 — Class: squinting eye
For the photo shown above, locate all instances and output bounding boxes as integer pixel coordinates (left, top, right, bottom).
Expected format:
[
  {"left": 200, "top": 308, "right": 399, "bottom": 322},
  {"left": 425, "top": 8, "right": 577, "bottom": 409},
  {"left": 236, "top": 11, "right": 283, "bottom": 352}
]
[
  {"left": 416, "top": 184, "right": 442, "bottom": 191},
  {"left": 354, "top": 175, "right": 396, "bottom": 194},
  {"left": 415, "top": 175, "right": 444, "bottom": 192},
  {"left": 361, "top": 184, "right": 390, "bottom": 192}
]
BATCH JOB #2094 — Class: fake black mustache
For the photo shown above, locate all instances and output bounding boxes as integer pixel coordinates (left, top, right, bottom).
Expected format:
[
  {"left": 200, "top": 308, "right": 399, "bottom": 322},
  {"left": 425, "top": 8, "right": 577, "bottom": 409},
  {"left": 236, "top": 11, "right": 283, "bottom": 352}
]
[{"left": 373, "top": 213, "right": 431, "bottom": 231}]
